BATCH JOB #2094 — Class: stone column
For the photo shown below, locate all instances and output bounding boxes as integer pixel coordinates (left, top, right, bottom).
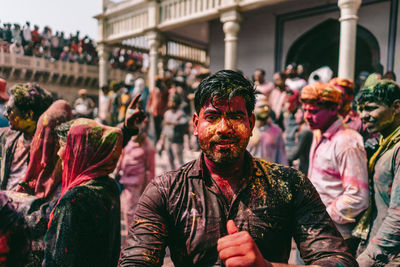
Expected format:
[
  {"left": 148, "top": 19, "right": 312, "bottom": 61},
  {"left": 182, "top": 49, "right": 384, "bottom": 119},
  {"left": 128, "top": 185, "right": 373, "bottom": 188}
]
[
  {"left": 221, "top": 10, "right": 241, "bottom": 70},
  {"left": 97, "top": 43, "right": 110, "bottom": 122},
  {"left": 97, "top": 43, "right": 110, "bottom": 88},
  {"left": 147, "top": 31, "right": 162, "bottom": 90},
  {"left": 338, "top": 0, "right": 361, "bottom": 81}
]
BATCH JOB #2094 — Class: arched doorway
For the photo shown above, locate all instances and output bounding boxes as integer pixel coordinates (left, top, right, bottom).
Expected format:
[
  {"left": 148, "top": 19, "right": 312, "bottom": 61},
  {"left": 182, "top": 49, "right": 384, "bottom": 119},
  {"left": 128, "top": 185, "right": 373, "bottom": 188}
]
[{"left": 285, "top": 18, "right": 381, "bottom": 79}]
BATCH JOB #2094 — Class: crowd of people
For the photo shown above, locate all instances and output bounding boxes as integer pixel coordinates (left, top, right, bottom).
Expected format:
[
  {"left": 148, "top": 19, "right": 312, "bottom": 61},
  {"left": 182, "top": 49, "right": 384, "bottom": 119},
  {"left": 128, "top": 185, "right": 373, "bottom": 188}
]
[
  {"left": 0, "top": 22, "right": 145, "bottom": 71},
  {"left": 0, "top": 60, "right": 399, "bottom": 266}
]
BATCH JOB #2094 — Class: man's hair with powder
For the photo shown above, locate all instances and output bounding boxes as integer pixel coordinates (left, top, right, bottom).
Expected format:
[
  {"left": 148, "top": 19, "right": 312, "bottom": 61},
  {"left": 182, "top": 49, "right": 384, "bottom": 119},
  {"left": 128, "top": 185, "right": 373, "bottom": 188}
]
[
  {"left": 55, "top": 120, "right": 75, "bottom": 143},
  {"left": 194, "top": 70, "right": 256, "bottom": 115},
  {"left": 10, "top": 83, "right": 53, "bottom": 121},
  {"left": 356, "top": 79, "right": 400, "bottom": 107}
]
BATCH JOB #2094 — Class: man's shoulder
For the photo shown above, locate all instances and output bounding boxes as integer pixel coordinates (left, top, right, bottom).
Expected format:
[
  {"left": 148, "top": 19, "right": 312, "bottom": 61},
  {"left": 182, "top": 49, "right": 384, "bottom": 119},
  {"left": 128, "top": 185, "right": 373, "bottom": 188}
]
[
  {"left": 0, "top": 127, "right": 20, "bottom": 142},
  {"left": 331, "top": 125, "right": 364, "bottom": 147},
  {"left": 254, "top": 158, "right": 305, "bottom": 183},
  {"left": 253, "top": 158, "right": 310, "bottom": 201}
]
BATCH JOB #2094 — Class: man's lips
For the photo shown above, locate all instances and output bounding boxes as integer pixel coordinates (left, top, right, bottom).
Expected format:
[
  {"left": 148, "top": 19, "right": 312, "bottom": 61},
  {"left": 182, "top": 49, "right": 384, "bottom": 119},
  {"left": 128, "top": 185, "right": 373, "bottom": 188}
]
[
  {"left": 212, "top": 139, "right": 238, "bottom": 148},
  {"left": 216, "top": 140, "right": 236, "bottom": 144}
]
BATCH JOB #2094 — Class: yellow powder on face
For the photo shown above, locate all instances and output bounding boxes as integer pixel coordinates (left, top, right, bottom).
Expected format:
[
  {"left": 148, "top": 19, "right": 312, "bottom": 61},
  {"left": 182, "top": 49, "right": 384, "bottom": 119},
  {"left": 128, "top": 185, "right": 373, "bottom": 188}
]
[{"left": 16, "top": 116, "right": 36, "bottom": 134}]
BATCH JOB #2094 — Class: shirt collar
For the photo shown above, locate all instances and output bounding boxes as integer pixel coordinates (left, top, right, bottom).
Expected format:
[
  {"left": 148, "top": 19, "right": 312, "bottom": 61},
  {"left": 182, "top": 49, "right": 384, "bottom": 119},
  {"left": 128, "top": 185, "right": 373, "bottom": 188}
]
[{"left": 187, "top": 151, "right": 255, "bottom": 180}]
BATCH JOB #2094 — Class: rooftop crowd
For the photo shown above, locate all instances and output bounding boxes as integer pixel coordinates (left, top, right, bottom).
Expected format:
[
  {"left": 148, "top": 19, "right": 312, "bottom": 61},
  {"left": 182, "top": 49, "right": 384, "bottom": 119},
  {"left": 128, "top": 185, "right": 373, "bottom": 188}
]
[
  {"left": 0, "top": 22, "right": 145, "bottom": 72},
  {"left": 0, "top": 59, "right": 400, "bottom": 266}
]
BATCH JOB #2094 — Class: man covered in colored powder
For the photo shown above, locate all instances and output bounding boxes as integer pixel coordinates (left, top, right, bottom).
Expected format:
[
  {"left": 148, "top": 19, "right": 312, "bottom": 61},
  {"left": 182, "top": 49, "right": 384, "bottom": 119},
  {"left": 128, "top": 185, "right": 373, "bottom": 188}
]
[
  {"left": 0, "top": 83, "right": 53, "bottom": 191},
  {"left": 119, "top": 70, "right": 357, "bottom": 266},
  {"left": 301, "top": 82, "right": 369, "bottom": 253},
  {"left": 354, "top": 80, "right": 400, "bottom": 266},
  {"left": 248, "top": 95, "right": 288, "bottom": 165}
]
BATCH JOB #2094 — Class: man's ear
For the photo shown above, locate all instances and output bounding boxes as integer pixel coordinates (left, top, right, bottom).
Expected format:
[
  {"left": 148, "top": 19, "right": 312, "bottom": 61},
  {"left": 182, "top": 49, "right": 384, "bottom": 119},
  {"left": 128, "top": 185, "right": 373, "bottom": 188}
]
[
  {"left": 393, "top": 100, "right": 400, "bottom": 115},
  {"left": 193, "top": 112, "right": 199, "bottom": 136},
  {"left": 249, "top": 113, "right": 255, "bottom": 136}
]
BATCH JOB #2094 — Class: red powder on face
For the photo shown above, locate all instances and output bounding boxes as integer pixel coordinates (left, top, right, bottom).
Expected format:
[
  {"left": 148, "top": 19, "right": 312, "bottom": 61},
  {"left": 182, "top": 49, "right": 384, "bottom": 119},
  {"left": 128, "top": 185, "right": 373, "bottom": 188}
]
[{"left": 194, "top": 96, "right": 254, "bottom": 165}]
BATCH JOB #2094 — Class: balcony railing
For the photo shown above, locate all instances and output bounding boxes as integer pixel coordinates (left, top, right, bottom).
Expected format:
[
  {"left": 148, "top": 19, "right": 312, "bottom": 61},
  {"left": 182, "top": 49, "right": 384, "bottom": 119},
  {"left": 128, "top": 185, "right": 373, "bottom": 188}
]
[
  {"left": 159, "top": 0, "right": 223, "bottom": 27},
  {"left": 98, "top": 0, "right": 245, "bottom": 41},
  {"left": 0, "top": 51, "right": 129, "bottom": 87}
]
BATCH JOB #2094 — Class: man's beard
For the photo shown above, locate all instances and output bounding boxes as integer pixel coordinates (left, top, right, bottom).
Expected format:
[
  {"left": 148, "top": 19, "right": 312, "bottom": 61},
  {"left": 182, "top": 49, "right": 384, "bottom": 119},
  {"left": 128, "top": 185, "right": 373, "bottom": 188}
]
[{"left": 200, "top": 137, "right": 249, "bottom": 165}]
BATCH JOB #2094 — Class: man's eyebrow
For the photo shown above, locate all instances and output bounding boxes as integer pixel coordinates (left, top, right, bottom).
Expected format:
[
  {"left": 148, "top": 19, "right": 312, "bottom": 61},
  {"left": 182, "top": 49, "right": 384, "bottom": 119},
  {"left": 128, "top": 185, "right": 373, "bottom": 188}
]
[
  {"left": 227, "top": 110, "right": 246, "bottom": 116},
  {"left": 203, "top": 110, "right": 246, "bottom": 116},
  {"left": 203, "top": 110, "right": 221, "bottom": 115}
]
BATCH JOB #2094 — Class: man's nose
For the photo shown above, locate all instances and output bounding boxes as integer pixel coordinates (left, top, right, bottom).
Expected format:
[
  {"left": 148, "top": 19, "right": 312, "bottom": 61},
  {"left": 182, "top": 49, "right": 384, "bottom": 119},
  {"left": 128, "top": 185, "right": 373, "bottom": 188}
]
[{"left": 216, "top": 118, "right": 233, "bottom": 135}]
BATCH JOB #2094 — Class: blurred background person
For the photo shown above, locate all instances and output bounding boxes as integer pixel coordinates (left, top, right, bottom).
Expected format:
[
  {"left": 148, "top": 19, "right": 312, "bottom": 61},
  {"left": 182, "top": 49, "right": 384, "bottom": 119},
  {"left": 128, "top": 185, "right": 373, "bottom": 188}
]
[
  {"left": 157, "top": 94, "right": 189, "bottom": 171},
  {"left": 73, "top": 89, "right": 95, "bottom": 119},
  {"left": 248, "top": 95, "right": 288, "bottom": 165},
  {"left": 0, "top": 78, "right": 9, "bottom": 128},
  {"left": 253, "top": 68, "right": 274, "bottom": 99},
  {"left": 115, "top": 115, "right": 155, "bottom": 243}
]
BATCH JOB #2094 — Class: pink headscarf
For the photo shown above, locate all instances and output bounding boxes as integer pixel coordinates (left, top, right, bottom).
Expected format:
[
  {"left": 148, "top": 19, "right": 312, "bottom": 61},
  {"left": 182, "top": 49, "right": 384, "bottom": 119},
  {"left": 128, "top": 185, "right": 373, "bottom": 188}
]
[
  {"left": 17, "top": 100, "right": 73, "bottom": 199},
  {"left": 48, "top": 118, "right": 122, "bottom": 227}
]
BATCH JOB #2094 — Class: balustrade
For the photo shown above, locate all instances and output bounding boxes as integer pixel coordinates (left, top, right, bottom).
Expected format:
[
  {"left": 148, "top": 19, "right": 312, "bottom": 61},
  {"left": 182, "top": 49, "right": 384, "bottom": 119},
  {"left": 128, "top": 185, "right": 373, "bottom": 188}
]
[{"left": 0, "top": 51, "right": 129, "bottom": 86}]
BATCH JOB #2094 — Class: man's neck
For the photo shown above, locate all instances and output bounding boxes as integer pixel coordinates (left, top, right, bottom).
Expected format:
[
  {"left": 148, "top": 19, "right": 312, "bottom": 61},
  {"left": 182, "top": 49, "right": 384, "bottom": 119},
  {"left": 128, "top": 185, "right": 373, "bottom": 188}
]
[
  {"left": 381, "top": 120, "right": 400, "bottom": 139},
  {"left": 22, "top": 131, "right": 34, "bottom": 141},
  {"left": 204, "top": 154, "right": 247, "bottom": 199},
  {"left": 320, "top": 116, "right": 339, "bottom": 133}
]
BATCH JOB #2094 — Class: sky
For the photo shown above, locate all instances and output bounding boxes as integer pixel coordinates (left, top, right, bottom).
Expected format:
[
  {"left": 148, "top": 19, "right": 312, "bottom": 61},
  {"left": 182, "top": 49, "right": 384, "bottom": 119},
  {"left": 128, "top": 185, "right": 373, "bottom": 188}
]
[{"left": 0, "top": 0, "right": 103, "bottom": 40}]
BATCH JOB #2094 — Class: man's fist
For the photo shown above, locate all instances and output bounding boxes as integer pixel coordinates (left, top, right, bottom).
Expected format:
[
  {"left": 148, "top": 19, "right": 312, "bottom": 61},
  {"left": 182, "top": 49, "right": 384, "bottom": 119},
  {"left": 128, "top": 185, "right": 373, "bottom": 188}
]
[{"left": 217, "top": 220, "right": 272, "bottom": 267}]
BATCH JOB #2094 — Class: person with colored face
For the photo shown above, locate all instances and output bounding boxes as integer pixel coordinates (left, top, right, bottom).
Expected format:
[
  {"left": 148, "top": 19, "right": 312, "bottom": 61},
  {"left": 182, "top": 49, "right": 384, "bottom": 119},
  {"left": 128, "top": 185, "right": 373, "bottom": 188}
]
[
  {"left": 120, "top": 70, "right": 357, "bottom": 267},
  {"left": 248, "top": 95, "right": 288, "bottom": 165},
  {"left": 329, "top": 77, "right": 371, "bottom": 141},
  {"left": 301, "top": 82, "right": 369, "bottom": 254},
  {"left": 354, "top": 80, "right": 400, "bottom": 266},
  {"left": 0, "top": 83, "right": 53, "bottom": 191}
]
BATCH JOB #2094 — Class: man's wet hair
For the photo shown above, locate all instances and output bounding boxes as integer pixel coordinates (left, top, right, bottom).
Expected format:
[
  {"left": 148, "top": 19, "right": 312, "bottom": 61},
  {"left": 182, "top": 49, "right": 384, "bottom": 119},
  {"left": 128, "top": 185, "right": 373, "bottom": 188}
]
[
  {"left": 194, "top": 70, "right": 256, "bottom": 115},
  {"left": 356, "top": 79, "right": 400, "bottom": 107},
  {"left": 10, "top": 83, "right": 53, "bottom": 121}
]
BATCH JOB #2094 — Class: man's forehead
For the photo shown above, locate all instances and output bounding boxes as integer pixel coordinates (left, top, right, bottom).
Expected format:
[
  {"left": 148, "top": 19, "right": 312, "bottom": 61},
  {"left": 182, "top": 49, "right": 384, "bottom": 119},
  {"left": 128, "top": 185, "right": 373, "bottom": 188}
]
[
  {"left": 201, "top": 95, "right": 247, "bottom": 112},
  {"left": 360, "top": 101, "right": 386, "bottom": 107},
  {"left": 302, "top": 102, "right": 321, "bottom": 110}
]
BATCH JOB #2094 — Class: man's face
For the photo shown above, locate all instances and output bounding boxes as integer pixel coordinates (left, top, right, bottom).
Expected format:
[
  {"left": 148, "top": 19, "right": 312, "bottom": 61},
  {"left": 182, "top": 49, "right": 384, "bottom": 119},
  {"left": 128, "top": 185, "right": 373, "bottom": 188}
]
[
  {"left": 359, "top": 101, "right": 397, "bottom": 135},
  {"left": 193, "top": 96, "right": 255, "bottom": 165},
  {"left": 254, "top": 70, "right": 264, "bottom": 84},
  {"left": 273, "top": 73, "right": 284, "bottom": 88},
  {"left": 302, "top": 102, "right": 338, "bottom": 131},
  {"left": 3, "top": 96, "right": 36, "bottom": 134}
]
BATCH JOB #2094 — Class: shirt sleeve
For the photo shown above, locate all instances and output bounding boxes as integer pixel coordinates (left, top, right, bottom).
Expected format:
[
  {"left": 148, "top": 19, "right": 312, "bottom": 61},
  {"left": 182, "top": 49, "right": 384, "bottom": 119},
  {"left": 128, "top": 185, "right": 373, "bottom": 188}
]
[
  {"left": 358, "top": 148, "right": 400, "bottom": 265},
  {"left": 119, "top": 178, "right": 169, "bottom": 267},
  {"left": 291, "top": 170, "right": 358, "bottom": 267},
  {"left": 327, "top": 146, "right": 369, "bottom": 225}
]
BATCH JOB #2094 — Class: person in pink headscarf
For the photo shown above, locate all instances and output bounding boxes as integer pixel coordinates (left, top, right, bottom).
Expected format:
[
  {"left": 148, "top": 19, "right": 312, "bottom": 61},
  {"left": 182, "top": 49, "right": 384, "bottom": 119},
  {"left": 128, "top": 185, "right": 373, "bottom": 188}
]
[
  {"left": 44, "top": 119, "right": 122, "bottom": 266},
  {"left": 17, "top": 100, "right": 73, "bottom": 199}
]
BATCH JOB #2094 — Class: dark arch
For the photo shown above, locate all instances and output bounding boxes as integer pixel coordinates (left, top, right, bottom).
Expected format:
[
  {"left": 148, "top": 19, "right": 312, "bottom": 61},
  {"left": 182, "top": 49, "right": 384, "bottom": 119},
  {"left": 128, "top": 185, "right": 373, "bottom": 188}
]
[{"left": 285, "top": 18, "right": 381, "bottom": 78}]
